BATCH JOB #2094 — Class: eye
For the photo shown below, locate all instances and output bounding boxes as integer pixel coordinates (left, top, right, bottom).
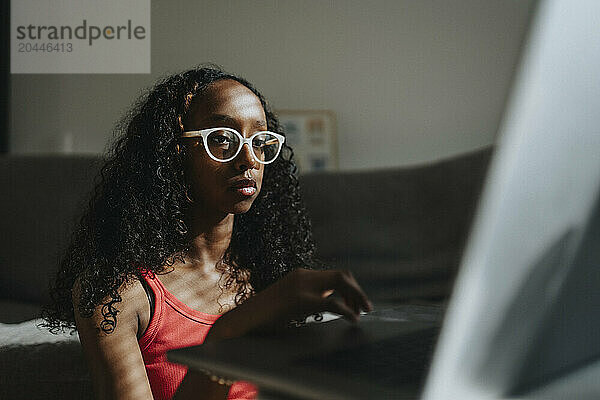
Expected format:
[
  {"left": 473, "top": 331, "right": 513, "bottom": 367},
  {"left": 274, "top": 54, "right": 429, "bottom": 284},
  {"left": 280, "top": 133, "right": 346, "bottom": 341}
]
[
  {"left": 210, "top": 135, "right": 229, "bottom": 144},
  {"left": 207, "top": 130, "right": 236, "bottom": 148},
  {"left": 252, "top": 134, "right": 269, "bottom": 148}
]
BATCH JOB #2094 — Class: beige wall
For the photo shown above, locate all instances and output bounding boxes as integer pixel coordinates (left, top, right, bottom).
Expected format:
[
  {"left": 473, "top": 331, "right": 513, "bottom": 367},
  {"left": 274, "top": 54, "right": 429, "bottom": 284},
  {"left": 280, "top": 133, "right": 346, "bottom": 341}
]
[{"left": 10, "top": 0, "right": 535, "bottom": 170}]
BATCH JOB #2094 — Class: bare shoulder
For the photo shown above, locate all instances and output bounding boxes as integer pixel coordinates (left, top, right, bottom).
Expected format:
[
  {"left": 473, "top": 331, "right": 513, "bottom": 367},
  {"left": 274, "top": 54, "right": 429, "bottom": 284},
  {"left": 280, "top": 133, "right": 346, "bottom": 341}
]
[
  {"left": 72, "top": 276, "right": 153, "bottom": 400},
  {"left": 72, "top": 276, "right": 150, "bottom": 336}
]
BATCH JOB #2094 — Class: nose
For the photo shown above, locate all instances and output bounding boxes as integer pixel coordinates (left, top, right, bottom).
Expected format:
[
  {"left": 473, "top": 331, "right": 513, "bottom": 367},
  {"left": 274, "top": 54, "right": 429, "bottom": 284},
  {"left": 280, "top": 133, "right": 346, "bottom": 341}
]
[{"left": 234, "top": 142, "right": 259, "bottom": 171}]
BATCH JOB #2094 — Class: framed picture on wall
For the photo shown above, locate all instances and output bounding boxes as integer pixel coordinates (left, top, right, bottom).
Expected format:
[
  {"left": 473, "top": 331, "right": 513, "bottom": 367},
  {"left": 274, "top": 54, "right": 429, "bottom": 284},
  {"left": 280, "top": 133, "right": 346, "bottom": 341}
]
[{"left": 276, "top": 110, "right": 338, "bottom": 173}]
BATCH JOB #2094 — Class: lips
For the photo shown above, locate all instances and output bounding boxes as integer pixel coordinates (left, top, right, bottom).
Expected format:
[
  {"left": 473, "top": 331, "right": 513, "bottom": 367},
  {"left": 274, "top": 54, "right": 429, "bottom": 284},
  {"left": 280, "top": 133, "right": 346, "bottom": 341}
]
[
  {"left": 229, "top": 178, "right": 257, "bottom": 197},
  {"left": 230, "top": 178, "right": 256, "bottom": 189}
]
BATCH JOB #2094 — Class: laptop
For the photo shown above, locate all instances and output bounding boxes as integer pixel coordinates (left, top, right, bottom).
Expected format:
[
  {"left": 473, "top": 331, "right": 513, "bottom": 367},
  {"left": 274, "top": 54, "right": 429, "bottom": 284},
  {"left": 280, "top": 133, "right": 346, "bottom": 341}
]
[{"left": 169, "top": 0, "right": 600, "bottom": 398}]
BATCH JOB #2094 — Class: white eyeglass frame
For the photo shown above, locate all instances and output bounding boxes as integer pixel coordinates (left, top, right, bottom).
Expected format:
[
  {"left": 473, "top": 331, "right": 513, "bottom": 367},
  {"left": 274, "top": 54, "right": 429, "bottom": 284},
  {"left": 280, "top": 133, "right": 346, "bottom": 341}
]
[{"left": 181, "top": 127, "right": 286, "bottom": 164}]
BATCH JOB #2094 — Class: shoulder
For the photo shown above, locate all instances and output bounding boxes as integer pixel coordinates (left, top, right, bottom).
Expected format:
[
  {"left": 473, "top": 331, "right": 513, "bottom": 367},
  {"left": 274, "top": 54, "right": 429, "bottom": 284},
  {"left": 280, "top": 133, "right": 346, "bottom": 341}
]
[
  {"left": 72, "top": 276, "right": 154, "bottom": 399},
  {"left": 72, "top": 275, "right": 151, "bottom": 337}
]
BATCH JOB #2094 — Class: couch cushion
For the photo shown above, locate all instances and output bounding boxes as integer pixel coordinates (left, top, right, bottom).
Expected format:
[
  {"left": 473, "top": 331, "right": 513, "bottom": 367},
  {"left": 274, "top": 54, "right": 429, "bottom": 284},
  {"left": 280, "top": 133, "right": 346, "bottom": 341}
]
[
  {"left": 0, "top": 155, "right": 102, "bottom": 304},
  {"left": 0, "top": 318, "right": 92, "bottom": 400},
  {"left": 0, "top": 300, "right": 42, "bottom": 324},
  {"left": 326, "top": 246, "right": 462, "bottom": 303}
]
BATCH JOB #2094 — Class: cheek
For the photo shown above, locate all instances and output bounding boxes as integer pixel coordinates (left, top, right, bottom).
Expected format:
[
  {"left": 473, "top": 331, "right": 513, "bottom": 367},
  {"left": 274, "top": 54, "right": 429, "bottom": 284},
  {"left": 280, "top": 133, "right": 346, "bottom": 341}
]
[
  {"left": 255, "top": 167, "right": 265, "bottom": 191},
  {"left": 186, "top": 156, "right": 224, "bottom": 192}
]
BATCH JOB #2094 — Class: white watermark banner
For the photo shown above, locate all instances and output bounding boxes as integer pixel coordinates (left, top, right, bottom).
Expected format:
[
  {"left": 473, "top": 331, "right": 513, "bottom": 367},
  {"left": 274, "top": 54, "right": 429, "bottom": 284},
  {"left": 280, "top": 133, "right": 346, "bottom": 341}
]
[{"left": 11, "top": 0, "right": 150, "bottom": 74}]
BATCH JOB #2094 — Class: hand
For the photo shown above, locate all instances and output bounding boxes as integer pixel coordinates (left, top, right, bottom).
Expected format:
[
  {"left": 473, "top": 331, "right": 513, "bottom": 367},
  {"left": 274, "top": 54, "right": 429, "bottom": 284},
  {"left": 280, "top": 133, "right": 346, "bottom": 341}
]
[
  {"left": 206, "top": 268, "right": 373, "bottom": 342},
  {"left": 267, "top": 268, "right": 373, "bottom": 323}
]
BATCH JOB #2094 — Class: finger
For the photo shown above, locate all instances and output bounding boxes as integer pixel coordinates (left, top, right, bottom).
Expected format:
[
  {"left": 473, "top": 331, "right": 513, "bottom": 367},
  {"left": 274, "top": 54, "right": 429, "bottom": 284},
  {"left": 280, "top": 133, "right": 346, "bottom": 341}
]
[
  {"left": 332, "top": 271, "right": 372, "bottom": 313},
  {"left": 345, "top": 294, "right": 360, "bottom": 316},
  {"left": 346, "top": 273, "right": 372, "bottom": 312},
  {"left": 322, "top": 297, "right": 359, "bottom": 323},
  {"left": 326, "top": 290, "right": 359, "bottom": 316},
  {"left": 333, "top": 288, "right": 359, "bottom": 315},
  {"left": 325, "top": 289, "right": 359, "bottom": 316},
  {"left": 312, "top": 270, "right": 372, "bottom": 312}
]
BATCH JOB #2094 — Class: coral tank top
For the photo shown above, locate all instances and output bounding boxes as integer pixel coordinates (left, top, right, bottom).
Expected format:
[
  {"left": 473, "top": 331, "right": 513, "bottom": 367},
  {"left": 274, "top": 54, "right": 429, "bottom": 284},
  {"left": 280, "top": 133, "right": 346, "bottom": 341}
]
[{"left": 138, "top": 270, "right": 258, "bottom": 400}]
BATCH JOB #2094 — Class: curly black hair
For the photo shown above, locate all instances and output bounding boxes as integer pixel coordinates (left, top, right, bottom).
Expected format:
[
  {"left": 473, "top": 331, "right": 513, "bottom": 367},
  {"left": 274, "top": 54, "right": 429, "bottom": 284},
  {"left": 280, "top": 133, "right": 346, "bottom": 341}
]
[{"left": 41, "top": 65, "right": 319, "bottom": 334}]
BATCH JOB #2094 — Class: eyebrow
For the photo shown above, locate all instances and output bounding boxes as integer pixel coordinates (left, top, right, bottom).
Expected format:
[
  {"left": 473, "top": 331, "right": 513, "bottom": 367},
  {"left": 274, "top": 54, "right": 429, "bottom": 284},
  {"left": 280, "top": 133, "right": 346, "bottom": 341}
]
[{"left": 204, "top": 114, "right": 267, "bottom": 129}]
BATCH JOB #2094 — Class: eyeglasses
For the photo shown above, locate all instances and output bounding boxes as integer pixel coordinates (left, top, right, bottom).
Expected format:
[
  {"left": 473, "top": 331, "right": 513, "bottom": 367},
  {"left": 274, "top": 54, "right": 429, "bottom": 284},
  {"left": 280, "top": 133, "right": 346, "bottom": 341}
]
[{"left": 181, "top": 127, "right": 286, "bottom": 164}]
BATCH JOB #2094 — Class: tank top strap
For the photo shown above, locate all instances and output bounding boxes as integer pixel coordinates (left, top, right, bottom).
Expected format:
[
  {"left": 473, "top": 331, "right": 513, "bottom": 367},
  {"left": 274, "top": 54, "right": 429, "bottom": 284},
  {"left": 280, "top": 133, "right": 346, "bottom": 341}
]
[
  {"left": 138, "top": 270, "right": 165, "bottom": 351},
  {"left": 138, "top": 268, "right": 221, "bottom": 326}
]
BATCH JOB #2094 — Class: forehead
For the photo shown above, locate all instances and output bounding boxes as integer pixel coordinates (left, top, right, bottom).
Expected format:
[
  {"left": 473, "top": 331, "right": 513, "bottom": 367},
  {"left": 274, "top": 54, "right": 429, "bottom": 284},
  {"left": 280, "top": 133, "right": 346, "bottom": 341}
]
[{"left": 186, "top": 79, "right": 266, "bottom": 127}]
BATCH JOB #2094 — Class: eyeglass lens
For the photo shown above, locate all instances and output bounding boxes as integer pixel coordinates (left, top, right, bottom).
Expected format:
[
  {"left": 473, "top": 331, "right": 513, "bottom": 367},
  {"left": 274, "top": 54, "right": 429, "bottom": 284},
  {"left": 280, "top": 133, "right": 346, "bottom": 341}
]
[{"left": 206, "top": 130, "right": 281, "bottom": 162}]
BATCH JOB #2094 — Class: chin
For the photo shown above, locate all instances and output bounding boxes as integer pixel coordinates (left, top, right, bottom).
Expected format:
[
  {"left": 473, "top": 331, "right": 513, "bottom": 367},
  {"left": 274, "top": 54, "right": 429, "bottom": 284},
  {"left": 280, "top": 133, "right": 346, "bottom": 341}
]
[{"left": 228, "top": 198, "right": 257, "bottom": 214}]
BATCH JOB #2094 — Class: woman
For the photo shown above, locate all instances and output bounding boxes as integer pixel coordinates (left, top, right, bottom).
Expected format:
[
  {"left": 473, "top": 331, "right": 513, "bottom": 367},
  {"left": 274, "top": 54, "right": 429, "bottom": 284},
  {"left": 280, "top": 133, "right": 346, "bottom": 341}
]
[{"left": 42, "top": 66, "right": 371, "bottom": 400}]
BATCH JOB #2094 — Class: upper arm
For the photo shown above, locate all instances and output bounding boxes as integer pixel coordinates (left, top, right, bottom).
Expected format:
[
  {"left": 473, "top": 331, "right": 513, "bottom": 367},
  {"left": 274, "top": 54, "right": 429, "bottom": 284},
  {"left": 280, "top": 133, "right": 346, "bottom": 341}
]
[{"left": 73, "top": 278, "right": 154, "bottom": 400}]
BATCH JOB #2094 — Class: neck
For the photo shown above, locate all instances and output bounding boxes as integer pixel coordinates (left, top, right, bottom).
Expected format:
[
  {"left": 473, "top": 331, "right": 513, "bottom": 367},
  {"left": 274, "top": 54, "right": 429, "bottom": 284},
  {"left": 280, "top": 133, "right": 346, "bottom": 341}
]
[{"left": 182, "top": 208, "right": 235, "bottom": 272}]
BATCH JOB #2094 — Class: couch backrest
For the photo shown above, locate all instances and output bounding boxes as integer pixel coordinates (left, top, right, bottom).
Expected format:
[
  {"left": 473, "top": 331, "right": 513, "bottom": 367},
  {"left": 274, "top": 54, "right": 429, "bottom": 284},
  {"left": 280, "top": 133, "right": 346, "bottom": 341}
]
[
  {"left": 299, "top": 147, "right": 493, "bottom": 262},
  {"left": 0, "top": 147, "right": 492, "bottom": 304},
  {"left": 0, "top": 155, "right": 102, "bottom": 304}
]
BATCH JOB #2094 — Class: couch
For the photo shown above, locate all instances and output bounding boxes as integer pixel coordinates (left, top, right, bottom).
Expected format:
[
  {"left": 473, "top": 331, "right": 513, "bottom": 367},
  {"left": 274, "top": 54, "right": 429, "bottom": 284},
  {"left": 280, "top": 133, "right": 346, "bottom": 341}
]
[{"left": 0, "top": 147, "right": 492, "bottom": 399}]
